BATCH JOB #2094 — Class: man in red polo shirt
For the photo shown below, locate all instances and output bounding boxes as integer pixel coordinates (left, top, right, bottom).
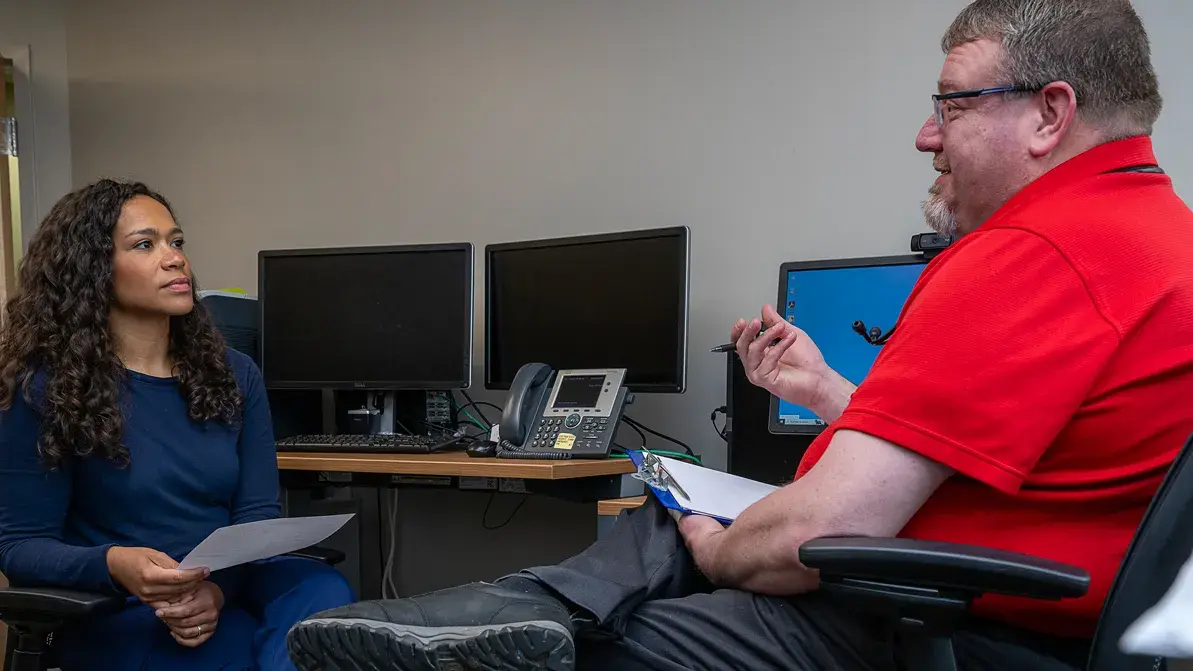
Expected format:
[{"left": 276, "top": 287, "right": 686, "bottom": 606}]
[{"left": 288, "top": 1, "right": 1193, "bottom": 670}]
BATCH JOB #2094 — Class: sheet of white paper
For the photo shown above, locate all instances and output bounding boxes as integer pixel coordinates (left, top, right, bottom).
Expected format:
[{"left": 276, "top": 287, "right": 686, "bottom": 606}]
[
  {"left": 178, "top": 514, "right": 354, "bottom": 572},
  {"left": 657, "top": 455, "right": 779, "bottom": 521},
  {"left": 1119, "top": 548, "right": 1193, "bottom": 658}
]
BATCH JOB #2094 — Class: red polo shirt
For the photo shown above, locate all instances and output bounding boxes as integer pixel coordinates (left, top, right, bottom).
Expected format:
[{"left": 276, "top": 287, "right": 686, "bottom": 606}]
[{"left": 797, "top": 136, "right": 1193, "bottom": 638}]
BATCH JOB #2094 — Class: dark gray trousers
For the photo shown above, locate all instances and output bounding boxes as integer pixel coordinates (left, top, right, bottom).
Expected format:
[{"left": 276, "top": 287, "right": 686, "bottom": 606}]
[{"left": 512, "top": 497, "right": 1090, "bottom": 671}]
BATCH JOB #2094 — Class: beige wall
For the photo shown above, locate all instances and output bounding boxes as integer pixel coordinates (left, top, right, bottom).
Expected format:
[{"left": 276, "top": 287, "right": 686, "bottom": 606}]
[
  {"left": 50, "top": 0, "right": 1193, "bottom": 464},
  {"left": 63, "top": 0, "right": 1193, "bottom": 471},
  {"left": 64, "top": 0, "right": 969, "bottom": 472},
  {"left": 60, "top": 0, "right": 1193, "bottom": 590},
  {"left": 0, "top": 0, "right": 73, "bottom": 244}
]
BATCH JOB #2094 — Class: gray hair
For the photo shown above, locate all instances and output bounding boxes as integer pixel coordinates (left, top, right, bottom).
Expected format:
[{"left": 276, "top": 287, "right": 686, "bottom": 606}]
[{"left": 943, "top": 0, "right": 1162, "bottom": 139}]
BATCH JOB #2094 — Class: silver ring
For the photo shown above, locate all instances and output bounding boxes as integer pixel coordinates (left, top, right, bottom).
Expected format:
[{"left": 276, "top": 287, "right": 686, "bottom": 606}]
[{"left": 196, "top": 624, "right": 203, "bottom": 636}]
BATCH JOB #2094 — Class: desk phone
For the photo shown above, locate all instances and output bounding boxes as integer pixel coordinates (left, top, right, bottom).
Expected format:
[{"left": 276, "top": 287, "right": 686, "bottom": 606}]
[{"left": 496, "top": 363, "right": 630, "bottom": 459}]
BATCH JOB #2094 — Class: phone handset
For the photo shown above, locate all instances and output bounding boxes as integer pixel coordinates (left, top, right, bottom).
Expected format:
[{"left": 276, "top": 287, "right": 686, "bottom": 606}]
[{"left": 498, "top": 362, "right": 558, "bottom": 456}]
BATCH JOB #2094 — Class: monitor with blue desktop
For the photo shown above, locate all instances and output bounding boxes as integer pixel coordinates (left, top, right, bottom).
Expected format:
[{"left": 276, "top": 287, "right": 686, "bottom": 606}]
[{"left": 770, "top": 255, "right": 927, "bottom": 434}]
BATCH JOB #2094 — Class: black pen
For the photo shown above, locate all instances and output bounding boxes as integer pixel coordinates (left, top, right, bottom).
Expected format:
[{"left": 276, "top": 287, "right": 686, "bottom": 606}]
[{"left": 710, "top": 327, "right": 779, "bottom": 353}]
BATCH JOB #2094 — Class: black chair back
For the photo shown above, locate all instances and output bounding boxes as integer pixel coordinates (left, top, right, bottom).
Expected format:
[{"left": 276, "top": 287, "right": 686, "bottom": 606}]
[{"left": 1088, "top": 431, "right": 1193, "bottom": 670}]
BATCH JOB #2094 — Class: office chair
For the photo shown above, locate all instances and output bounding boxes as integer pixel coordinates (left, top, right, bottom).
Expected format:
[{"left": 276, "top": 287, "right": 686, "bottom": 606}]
[
  {"left": 0, "top": 546, "right": 346, "bottom": 671},
  {"left": 800, "top": 430, "right": 1193, "bottom": 671}
]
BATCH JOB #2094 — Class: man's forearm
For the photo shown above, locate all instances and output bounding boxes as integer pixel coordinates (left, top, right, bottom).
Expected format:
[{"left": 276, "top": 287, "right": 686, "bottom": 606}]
[
  {"left": 811, "top": 368, "right": 857, "bottom": 423},
  {"left": 705, "top": 487, "right": 820, "bottom": 595}
]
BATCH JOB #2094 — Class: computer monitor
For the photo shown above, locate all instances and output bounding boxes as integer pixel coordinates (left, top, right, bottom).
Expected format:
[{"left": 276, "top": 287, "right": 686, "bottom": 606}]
[
  {"left": 769, "top": 255, "right": 927, "bottom": 434},
  {"left": 485, "top": 227, "right": 690, "bottom": 393},
  {"left": 259, "top": 243, "right": 474, "bottom": 390}
]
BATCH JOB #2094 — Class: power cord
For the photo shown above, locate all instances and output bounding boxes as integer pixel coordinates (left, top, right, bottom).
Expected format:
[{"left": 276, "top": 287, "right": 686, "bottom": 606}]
[
  {"left": 623, "top": 416, "right": 696, "bottom": 456},
  {"left": 623, "top": 420, "right": 648, "bottom": 448},
  {"left": 455, "top": 391, "right": 503, "bottom": 431},
  {"left": 711, "top": 405, "right": 727, "bottom": 441},
  {"left": 383, "top": 488, "right": 400, "bottom": 598},
  {"left": 481, "top": 492, "right": 528, "bottom": 530},
  {"left": 377, "top": 488, "right": 401, "bottom": 599}
]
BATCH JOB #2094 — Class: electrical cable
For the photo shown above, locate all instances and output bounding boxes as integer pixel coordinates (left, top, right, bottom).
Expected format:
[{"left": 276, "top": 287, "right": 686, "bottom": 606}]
[
  {"left": 457, "top": 391, "right": 503, "bottom": 426},
  {"left": 458, "top": 409, "right": 488, "bottom": 432},
  {"left": 611, "top": 439, "right": 701, "bottom": 465},
  {"left": 481, "top": 492, "right": 527, "bottom": 530},
  {"left": 711, "top": 406, "right": 727, "bottom": 441},
  {"left": 609, "top": 449, "right": 700, "bottom": 465},
  {"left": 623, "top": 416, "right": 695, "bottom": 456},
  {"left": 459, "top": 388, "right": 481, "bottom": 412},
  {"left": 419, "top": 418, "right": 462, "bottom": 435},
  {"left": 382, "top": 489, "right": 400, "bottom": 599},
  {"left": 623, "top": 420, "right": 647, "bottom": 449},
  {"left": 455, "top": 400, "right": 503, "bottom": 430}
]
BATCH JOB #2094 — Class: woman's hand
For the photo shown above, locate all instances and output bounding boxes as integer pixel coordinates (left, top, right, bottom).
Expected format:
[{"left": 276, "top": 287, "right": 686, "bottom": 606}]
[
  {"left": 106, "top": 546, "right": 209, "bottom": 603},
  {"left": 153, "top": 581, "right": 224, "bottom": 648}
]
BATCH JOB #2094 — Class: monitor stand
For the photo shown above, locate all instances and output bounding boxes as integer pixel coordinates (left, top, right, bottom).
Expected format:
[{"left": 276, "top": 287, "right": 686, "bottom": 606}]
[
  {"left": 345, "top": 391, "right": 397, "bottom": 434},
  {"left": 332, "top": 389, "right": 455, "bottom": 437}
]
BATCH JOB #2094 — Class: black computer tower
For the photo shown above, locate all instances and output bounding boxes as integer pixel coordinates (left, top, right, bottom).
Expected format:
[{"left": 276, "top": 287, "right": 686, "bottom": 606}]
[{"left": 723, "top": 355, "right": 814, "bottom": 486}]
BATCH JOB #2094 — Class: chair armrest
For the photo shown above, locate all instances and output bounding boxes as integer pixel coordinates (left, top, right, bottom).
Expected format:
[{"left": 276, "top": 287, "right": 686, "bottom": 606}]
[
  {"left": 0, "top": 586, "right": 124, "bottom": 620},
  {"left": 285, "top": 545, "right": 346, "bottom": 566},
  {"left": 799, "top": 537, "right": 1089, "bottom": 600}
]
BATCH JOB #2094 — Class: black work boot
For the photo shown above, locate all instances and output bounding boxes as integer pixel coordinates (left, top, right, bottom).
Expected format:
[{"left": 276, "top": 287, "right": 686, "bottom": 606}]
[{"left": 286, "top": 582, "right": 576, "bottom": 671}]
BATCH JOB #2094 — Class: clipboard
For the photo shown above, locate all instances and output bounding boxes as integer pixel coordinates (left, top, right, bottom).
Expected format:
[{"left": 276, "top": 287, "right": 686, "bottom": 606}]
[
  {"left": 629, "top": 449, "right": 777, "bottom": 525},
  {"left": 628, "top": 449, "right": 722, "bottom": 522}
]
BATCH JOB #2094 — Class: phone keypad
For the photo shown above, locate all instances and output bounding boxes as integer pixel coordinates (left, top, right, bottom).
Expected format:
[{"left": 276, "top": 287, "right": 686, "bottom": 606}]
[
  {"left": 532, "top": 417, "right": 564, "bottom": 448},
  {"left": 531, "top": 415, "right": 611, "bottom": 450}
]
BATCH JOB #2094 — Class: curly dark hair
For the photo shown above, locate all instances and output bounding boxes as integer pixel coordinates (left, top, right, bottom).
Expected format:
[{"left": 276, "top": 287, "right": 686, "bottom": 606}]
[{"left": 0, "top": 179, "right": 242, "bottom": 468}]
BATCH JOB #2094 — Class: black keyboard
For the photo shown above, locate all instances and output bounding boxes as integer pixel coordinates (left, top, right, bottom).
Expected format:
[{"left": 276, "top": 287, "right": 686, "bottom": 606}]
[{"left": 275, "top": 433, "right": 462, "bottom": 454}]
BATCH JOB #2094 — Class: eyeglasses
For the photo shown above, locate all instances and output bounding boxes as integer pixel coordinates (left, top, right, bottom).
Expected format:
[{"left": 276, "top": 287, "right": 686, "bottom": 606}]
[{"left": 932, "top": 85, "right": 1038, "bottom": 127}]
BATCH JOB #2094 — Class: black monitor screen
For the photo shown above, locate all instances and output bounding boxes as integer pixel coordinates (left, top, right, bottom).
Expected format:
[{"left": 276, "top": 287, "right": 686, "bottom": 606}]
[
  {"left": 485, "top": 227, "right": 689, "bottom": 393},
  {"left": 259, "top": 244, "right": 473, "bottom": 389}
]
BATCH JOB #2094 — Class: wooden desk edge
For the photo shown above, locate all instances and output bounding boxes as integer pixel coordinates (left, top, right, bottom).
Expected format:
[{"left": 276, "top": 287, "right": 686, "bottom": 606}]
[
  {"left": 277, "top": 452, "right": 636, "bottom": 480},
  {"left": 597, "top": 496, "right": 648, "bottom": 516}
]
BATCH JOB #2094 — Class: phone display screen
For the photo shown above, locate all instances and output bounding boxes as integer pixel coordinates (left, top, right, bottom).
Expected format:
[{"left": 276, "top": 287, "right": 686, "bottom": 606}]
[{"left": 551, "top": 374, "right": 606, "bottom": 408}]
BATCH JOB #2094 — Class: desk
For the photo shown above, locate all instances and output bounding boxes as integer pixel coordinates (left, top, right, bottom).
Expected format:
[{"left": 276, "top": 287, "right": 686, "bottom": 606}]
[
  {"left": 597, "top": 496, "right": 648, "bottom": 516},
  {"left": 276, "top": 452, "right": 638, "bottom": 599},
  {"left": 277, "top": 451, "right": 635, "bottom": 479},
  {"left": 596, "top": 496, "right": 648, "bottom": 538}
]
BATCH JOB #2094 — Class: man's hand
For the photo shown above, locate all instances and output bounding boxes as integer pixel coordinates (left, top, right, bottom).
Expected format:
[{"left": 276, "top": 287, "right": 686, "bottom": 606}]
[
  {"left": 732, "top": 304, "right": 856, "bottom": 423},
  {"left": 677, "top": 514, "right": 729, "bottom": 583},
  {"left": 106, "top": 547, "right": 209, "bottom": 603},
  {"left": 153, "top": 581, "right": 224, "bottom": 648}
]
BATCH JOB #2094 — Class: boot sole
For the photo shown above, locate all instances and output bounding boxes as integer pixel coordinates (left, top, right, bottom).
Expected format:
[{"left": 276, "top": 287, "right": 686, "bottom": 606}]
[{"left": 287, "top": 617, "right": 575, "bottom": 671}]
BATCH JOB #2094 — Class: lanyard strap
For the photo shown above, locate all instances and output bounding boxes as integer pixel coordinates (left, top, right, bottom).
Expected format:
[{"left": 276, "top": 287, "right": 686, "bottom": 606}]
[{"left": 1104, "top": 164, "right": 1165, "bottom": 174}]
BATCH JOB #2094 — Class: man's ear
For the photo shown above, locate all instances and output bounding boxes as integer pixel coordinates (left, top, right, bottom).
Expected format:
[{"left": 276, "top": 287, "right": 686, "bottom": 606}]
[{"left": 1029, "top": 81, "right": 1078, "bottom": 157}]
